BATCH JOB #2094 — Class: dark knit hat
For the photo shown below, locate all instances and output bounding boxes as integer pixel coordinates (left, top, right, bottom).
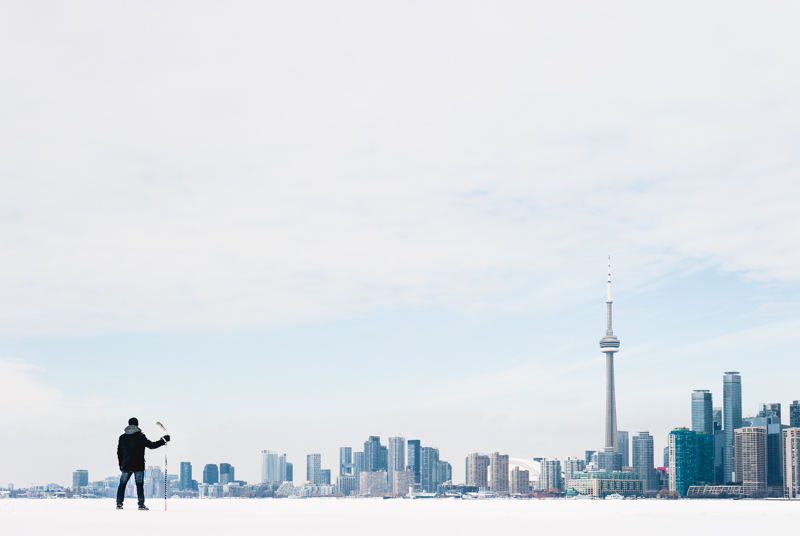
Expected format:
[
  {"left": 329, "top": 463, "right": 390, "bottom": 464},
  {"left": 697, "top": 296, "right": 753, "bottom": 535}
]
[{"left": 128, "top": 417, "right": 139, "bottom": 426}]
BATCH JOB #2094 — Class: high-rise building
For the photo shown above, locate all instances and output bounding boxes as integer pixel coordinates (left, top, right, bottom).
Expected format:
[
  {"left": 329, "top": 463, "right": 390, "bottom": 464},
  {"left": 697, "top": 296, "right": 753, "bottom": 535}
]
[
  {"left": 353, "top": 452, "right": 365, "bottom": 482},
  {"left": 758, "top": 403, "right": 782, "bottom": 422},
  {"left": 632, "top": 431, "right": 656, "bottom": 491},
  {"left": 286, "top": 462, "right": 293, "bottom": 482},
  {"left": 617, "top": 431, "right": 630, "bottom": 467},
  {"left": 145, "top": 466, "right": 164, "bottom": 499},
  {"left": 668, "top": 428, "right": 714, "bottom": 496},
  {"left": 489, "top": 453, "right": 509, "bottom": 494},
  {"left": 359, "top": 471, "right": 387, "bottom": 496},
  {"left": 261, "top": 450, "right": 286, "bottom": 484},
  {"left": 510, "top": 467, "right": 530, "bottom": 495},
  {"left": 599, "top": 257, "right": 621, "bottom": 453},
  {"left": 420, "top": 447, "right": 440, "bottom": 492},
  {"left": 663, "top": 446, "right": 669, "bottom": 468},
  {"left": 387, "top": 436, "right": 406, "bottom": 492},
  {"left": 564, "top": 457, "right": 586, "bottom": 489},
  {"left": 791, "top": 402, "right": 800, "bottom": 428},
  {"left": 219, "top": 463, "right": 234, "bottom": 484},
  {"left": 407, "top": 440, "right": 421, "bottom": 485},
  {"left": 380, "top": 446, "right": 388, "bottom": 473},
  {"left": 72, "top": 470, "right": 88, "bottom": 489},
  {"left": 584, "top": 450, "right": 596, "bottom": 466},
  {"left": 364, "top": 436, "right": 386, "bottom": 472},
  {"left": 734, "top": 427, "right": 768, "bottom": 495},
  {"left": 784, "top": 428, "right": 800, "bottom": 498},
  {"left": 437, "top": 460, "right": 452, "bottom": 485},
  {"left": 203, "top": 464, "right": 219, "bottom": 485},
  {"left": 692, "top": 390, "right": 714, "bottom": 434},
  {"left": 723, "top": 371, "right": 742, "bottom": 483},
  {"left": 713, "top": 407, "right": 723, "bottom": 431},
  {"left": 713, "top": 428, "right": 725, "bottom": 484},
  {"left": 539, "top": 458, "right": 563, "bottom": 491},
  {"left": 319, "top": 469, "right": 331, "bottom": 485},
  {"left": 180, "top": 462, "right": 192, "bottom": 491},
  {"left": 339, "top": 447, "right": 353, "bottom": 476},
  {"left": 467, "top": 453, "right": 489, "bottom": 488},
  {"left": 337, "top": 474, "right": 358, "bottom": 496},
  {"left": 307, "top": 454, "right": 322, "bottom": 485},
  {"left": 752, "top": 416, "right": 785, "bottom": 487},
  {"left": 393, "top": 470, "right": 415, "bottom": 497},
  {"left": 597, "top": 448, "right": 622, "bottom": 472}
]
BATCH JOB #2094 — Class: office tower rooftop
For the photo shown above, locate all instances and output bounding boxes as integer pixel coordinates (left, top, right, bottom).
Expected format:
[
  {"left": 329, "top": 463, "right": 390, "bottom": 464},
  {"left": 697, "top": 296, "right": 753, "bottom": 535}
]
[
  {"left": 758, "top": 403, "right": 782, "bottom": 423},
  {"left": 692, "top": 390, "right": 714, "bottom": 434}
]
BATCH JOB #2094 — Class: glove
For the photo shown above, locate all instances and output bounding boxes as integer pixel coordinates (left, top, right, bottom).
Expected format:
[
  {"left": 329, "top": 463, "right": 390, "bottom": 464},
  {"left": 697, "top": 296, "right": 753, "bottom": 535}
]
[{"left": 163, "top": 435, "right": 171, "bottom": 442}]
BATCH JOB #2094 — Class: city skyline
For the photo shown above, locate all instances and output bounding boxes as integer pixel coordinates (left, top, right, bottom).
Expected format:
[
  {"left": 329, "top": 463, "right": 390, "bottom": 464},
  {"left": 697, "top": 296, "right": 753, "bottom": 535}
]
[
  {"left": 2, "top": 1, "right": 800, "bottom": 488},
  {"left": 5, "top": 265, "right": 800, "bottom": 487}
]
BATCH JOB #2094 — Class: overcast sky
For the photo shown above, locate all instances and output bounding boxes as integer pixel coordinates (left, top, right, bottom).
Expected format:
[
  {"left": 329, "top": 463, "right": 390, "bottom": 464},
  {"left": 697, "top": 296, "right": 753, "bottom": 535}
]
[{"left": 2, "top": 1, "right": 800, "bottom": 487}]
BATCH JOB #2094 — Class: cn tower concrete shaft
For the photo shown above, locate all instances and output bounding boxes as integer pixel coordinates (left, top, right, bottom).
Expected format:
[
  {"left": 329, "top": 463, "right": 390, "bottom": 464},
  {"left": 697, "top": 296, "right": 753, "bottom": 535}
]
[{"left": 605, "top": 352, "right": 618, "bottom": 450}]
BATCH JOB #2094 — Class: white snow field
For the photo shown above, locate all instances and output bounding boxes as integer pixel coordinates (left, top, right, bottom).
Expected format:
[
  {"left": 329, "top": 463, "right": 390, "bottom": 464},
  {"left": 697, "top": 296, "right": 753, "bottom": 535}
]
[{"left": 0, "top": 498, "right": 797, "bottom": 535}]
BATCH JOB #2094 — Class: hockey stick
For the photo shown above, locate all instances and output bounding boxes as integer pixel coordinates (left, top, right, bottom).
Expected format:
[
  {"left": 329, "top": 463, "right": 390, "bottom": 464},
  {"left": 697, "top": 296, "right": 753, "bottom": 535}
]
[{"left": 156, "top": 422, "right": 169, "bottom": 510}]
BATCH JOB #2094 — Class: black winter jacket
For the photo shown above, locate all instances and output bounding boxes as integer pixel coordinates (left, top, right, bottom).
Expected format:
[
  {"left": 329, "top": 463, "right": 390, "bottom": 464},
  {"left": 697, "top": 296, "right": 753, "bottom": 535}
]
[{"left": 117, "top": 425, "right": 166, "bottom": 472}]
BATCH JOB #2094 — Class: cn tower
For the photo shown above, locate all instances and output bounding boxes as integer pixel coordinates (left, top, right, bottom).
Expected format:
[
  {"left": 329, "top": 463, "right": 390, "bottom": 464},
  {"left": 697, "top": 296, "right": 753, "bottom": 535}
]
[{"left": 600, "top": 256, "right": 620, "bottom": 452}]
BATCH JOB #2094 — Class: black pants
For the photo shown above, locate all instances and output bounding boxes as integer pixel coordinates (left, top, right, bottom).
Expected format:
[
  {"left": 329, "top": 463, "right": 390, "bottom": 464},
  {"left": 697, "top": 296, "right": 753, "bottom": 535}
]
[{"left": 117, "top": 471, "right": 145, "bottom": 506}]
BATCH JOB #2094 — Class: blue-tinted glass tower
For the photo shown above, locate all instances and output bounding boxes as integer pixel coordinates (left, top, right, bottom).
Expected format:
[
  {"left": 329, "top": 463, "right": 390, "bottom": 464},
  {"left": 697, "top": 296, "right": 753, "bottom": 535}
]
[
  {"left": 723, "top": 372, "right": 742, "bottom": 484},
  {"left": 691, "top": 390, "right": 713, "bottom": 433}
]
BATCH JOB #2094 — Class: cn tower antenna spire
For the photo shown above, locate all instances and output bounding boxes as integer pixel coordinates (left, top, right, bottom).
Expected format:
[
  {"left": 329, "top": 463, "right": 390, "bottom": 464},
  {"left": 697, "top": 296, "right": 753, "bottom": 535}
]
[{"left": 606, "top": 255, "right": 613, "bottom": 336}]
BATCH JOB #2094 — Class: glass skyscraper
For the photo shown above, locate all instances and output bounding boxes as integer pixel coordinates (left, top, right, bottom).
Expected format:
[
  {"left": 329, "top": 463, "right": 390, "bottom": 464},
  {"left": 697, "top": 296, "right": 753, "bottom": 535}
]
[
  {"left": 219, "top": 463, "right": 234, "bottom": 484},
  {"left": 339, "top": 447, "right": 353, "bottom": 475},
  {"left": 261, "top": 450, "right": 286, "bottom": 484},
  {"left": 407, "top": 440, "right": 421, "bottom": 484},
  {"left": 353, "top": 452, "right": 365, "bottom": 482},
  {"left": 540, "top": 458, "right": 563, "bottom": 491},
  {"left": 791, "top": 401, "right": 800, "bottom": 428},
  {"left": 723, "top": 371, "right": 742, "bottom": 483},
  {"left": 179, "top": 462, "right": 192, "bottom": 491},
  {"left": 668, "top": 428, "right": 714, "bottom": 496},
  {"left": 617, "top": 431, "right": 630, "bottom": 467},
  {"left": 752, "top": 416, "right": 784, "bottom": 486},
  {"left": 306, "top": 453, "right": 322, "bottom": 485},
  {"left": 202, "top": 464, "right": 219, "bottom": 485},
  {"left": 632, "top": 431, "right": 656, "bottom": 491},
  {"left": 420, "top": 446, "right": 440, "bottom": 492},
  {"left": 387, "top": 436, "right": 406, "bottom": 492},
  {"left": 758, "top": 403, "right": 781, "bottom": 422},
  {"left": 692, "top": 390, "right": 713, "bottom": 433},
  {"left": 713, "top": 407, "right": 723, "bottom": 431},
  {"left": 364, "top": 436, "right": 387, "bottom": 472},
  {"left": 597, "top": 448, "right": 622, "bottom": 472},
  {"left": 72, "top": 470, "right": 88, "bottom": 488}
]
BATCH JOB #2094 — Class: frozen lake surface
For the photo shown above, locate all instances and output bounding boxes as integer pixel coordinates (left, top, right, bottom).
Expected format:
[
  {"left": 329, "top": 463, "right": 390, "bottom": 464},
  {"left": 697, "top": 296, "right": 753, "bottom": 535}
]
[{"left": 1, "top": 498, "right": 797, "bottom": 535}]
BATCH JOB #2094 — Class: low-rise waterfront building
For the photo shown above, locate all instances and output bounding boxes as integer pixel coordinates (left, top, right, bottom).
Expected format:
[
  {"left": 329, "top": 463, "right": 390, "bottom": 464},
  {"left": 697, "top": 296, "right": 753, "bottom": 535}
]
[{"left": 565, "top": 470, "right": 644, "bottom": 498}]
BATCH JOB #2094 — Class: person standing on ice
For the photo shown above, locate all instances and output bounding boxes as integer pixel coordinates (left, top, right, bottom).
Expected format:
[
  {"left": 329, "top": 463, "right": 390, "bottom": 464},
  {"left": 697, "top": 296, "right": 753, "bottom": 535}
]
[{"left": 116, "top": 417, "right": 170, "bottom": 510}]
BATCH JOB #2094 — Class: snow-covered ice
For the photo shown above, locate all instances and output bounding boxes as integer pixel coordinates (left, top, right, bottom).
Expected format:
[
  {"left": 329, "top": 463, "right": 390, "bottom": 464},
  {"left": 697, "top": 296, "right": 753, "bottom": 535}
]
[{"left": 1, "top": 498, "right": 797, "bottom": 535}]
